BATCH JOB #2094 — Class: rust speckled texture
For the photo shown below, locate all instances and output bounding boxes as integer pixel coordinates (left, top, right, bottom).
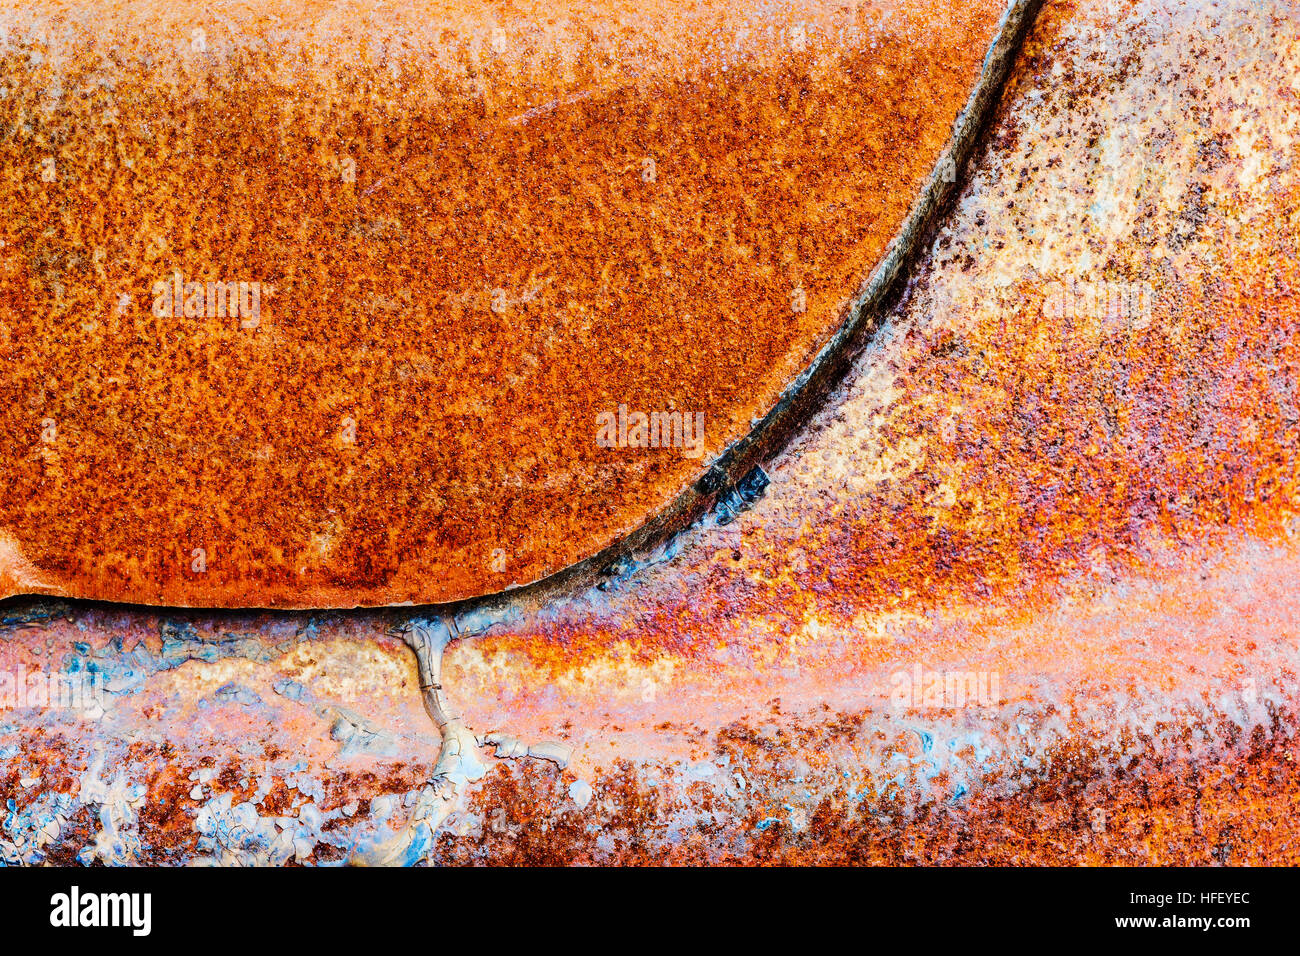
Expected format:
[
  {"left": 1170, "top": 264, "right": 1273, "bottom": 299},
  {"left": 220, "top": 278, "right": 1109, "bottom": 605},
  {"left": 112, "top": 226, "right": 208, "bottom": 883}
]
[
  {"left": 1, "top": 0, "right": 1297, "bottom": 872},
  {"left": 0, "top": 0, "right": 1009, "bottom": 607}
]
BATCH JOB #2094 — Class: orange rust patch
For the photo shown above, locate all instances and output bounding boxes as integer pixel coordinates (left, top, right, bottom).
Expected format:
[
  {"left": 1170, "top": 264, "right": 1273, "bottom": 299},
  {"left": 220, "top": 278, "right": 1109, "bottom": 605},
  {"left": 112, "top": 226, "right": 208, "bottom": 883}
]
[
  {"left": 0, "top": 0, "right": 1007, "bottom": 607},
  {"left": 3, "top": 0, "right": 1298, "bottom": 868}
]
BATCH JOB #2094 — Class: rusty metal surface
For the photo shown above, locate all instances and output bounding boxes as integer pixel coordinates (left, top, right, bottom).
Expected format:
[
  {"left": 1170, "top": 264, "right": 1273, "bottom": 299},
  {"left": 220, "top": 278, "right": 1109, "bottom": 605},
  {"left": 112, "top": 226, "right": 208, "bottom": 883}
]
[
  {"left": 0, "top": 0, "right": 1012, "bottom": 607},
  {"left": 3, "top": 0, "right": 1300, "bottom": 866}
]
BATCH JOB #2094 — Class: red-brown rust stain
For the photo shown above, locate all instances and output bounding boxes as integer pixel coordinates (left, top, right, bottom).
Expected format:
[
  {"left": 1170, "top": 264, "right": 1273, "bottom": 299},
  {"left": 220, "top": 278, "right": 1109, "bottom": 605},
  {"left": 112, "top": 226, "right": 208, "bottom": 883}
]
[
  {"left": 0, "top": 0, "right": 1008, "bottom": 607},
  {"left": 0, "top": 730, "right": 93, "bottom": 863},
  {"left": 469, "top": 0, "right": 1300, "bottom": 675},
  {"left": 426, "top": 701, "right": 1300, "bottom": 864},
  {"left": 7, "top": 710, "right": 1296, "bottom": 864},
  {"left": 384, "top": 0, "right": 1300, "bottom": 863},
  {"left": 489, "top": 274, "right": 1298, "bottom": 673},
  {"left": 741, "top": 710, "right": 1300, "bottom": 865},
  {"left": 3, "top": 0, "right": 1299, "bottom": 866}
]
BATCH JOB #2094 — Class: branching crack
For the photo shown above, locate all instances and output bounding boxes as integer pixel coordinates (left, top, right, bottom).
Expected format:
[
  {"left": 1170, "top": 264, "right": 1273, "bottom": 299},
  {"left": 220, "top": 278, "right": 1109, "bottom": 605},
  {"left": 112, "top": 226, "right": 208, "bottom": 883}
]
[{"left": 349, "top": 617, "right": 570, "bottom": 865}]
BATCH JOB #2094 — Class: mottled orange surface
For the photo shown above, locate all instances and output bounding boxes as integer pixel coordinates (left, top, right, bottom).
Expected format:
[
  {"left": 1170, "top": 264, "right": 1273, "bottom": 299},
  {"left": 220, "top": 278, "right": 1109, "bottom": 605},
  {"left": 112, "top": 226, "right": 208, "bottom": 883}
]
[
  {"left": 0, "top": 0, "right": 1007, "bottom": 606},
  {"left": 1, "top": 0, "right": 1298, "bottom": 867}
]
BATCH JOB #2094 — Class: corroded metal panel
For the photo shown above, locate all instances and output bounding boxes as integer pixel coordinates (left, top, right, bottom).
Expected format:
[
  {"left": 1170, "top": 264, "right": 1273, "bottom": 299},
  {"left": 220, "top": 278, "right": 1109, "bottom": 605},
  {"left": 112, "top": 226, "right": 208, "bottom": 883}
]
[
  {"left": 0, "top": 0, "right": 1016, "bottom": 607},
  {"left": 2, "top": 0, "right": 1298, "bottom": 867}
]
